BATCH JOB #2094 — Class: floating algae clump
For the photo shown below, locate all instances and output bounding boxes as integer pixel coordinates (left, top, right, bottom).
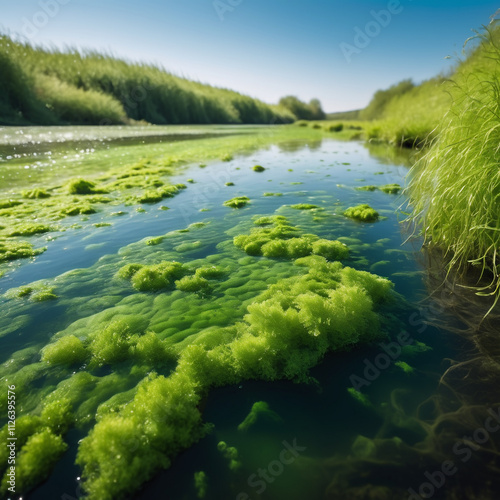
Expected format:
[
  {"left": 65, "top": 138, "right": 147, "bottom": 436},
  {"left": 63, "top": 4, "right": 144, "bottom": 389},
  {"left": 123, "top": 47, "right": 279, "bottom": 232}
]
[
  {"left": 22, "top": 188, "right": 51, "bottom": 199},
  {"left": 355, "top": 185, "right": 377, "bottom": 192},
  {"left": 129, "top": 261, "right": 186, "bottom": 292},
  {"left": 88, "top": 319, "right": 138, "bottom": 367},
  {"left": 0, "top": 199, "right": 22, "bottom": 209},
  {"left": 136, "top": 184, "right": 184, "bottom": 204},
  {"left": 252, "top": 165, "right": 265, "bottom": 172},
  {"left": 63, "top": 204, "right": 96, "bottom": 216},
  {"left": 67, "top": 179, "right": 105, "bottom": 195},
  {"left": 42, "top": 336, "right": 88, "bottom": 366},
  {"left": 175, "top": 275, "right": 211, "bottom": 295},
  {"left": 116, "top": 263, "right": 144, "bottom": 280},
  {"left": 234, "top": 216, "right": 348, "bottom": 261},
  {"left": 343, "top": 204, "right": 379, "bottom": 222},
  {"left": 5, "top": 283, "right": 57, "bottom": 302},
  {"left": 237, "top": 401, "right": 283, "bottom": 432},
  {"left": 8, "top": 224, "right": 52, "bottom": 237},
  {"left": 223, "top": 196, "right": 250, "bottom": 208},
  {"left": 379, "top": 183, "right": 401, "bottom": 194},
  {"left": 0, "top": 240, "right": 46, "bottom": 262},
  {"left": 195, "top": 265, "right": 225, "bottom": 280},
  {"left": 312, "top": 239, "right": 349, "bottom": 261},
  {"left": 290, "top": 203, "right": 319, "bottom": 210},
  {"left": 225, "top": 182, "right": 235, "bottom": 186}
]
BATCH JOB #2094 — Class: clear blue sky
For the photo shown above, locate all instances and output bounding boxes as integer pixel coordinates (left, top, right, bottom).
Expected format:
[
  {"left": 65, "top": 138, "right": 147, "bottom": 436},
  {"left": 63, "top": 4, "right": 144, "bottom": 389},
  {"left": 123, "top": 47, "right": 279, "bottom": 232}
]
[{"left": 1, "top": 0, "right": 498, "bottom": 112}]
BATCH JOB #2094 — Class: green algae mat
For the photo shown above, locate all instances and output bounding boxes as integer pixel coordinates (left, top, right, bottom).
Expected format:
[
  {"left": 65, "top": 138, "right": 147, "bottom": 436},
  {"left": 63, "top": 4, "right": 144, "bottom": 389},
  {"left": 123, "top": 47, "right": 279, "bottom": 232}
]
[{"left": 0, "top": 127, "right": 458, "bottom": 499}]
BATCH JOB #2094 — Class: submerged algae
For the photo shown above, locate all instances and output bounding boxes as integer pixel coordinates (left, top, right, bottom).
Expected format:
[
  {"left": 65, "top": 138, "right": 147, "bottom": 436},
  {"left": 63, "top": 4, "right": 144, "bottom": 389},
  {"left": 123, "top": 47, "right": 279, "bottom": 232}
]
[
  {"left": 0, "top": 240, "right": 46, "bottom": 262},
  {"left": 237, "top": 401, "right": 283, "bottom": 432},
  {"left": 233, "top": 216, "right": 349, "bottom": 261},
  {"left": 0, "top": 204, "right": 398, "bottom": 499}
]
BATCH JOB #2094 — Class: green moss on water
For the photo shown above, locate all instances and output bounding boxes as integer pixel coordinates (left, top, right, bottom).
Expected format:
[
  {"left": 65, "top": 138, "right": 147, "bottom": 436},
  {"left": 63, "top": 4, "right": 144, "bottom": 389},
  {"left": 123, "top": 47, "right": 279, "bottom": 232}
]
[
  {"left": 67, "top": 179, "right": 105, "bottom": 195},
  {"left": 343, "top": 204, "right": 379, "bottom": 222},
  {"left": 290, "top": 204, "right": 319, "bottom": 210},
  {"left": 8, "top": 223, "right": 52, "bottom": 237},
  {"left": 355, "top": 185, "right": 377, "bottom": 192},
  {"left": 223, "top": 196, "right": 250, "bottom": 209},
  {"left": 234, "top": 216, "right": 348, "bottom": 261},
  {"left": 22, "top": 188, "right": 51, "bottom": 199},
  {"left": 221, "top": 154, "right": 233, "bottom": 162},
  {"left": 237, "top": 401, "right": 282, "bottom": 432},
  {"left": 30, "top": 287, "right": 58, "bottom": 302},
  {"left": 0, "top": 199, "right": 23, "bottom": 209},
  {"left": 42, "top": 336, "right": 88, "bottom": 366},
  {"left": 174, "top": 241, "right": 202, "bottom": 253},
  {"left": 63, "top": 204, "right": 96, "bottom": 216},
  {"left": 93, "top": 222, "right": 112, "bottom": 228},
  {"left": 130, "top": 261, "right": 187, "bottom": 292},
  {"left": 263, "top": 192, "right": 283, "bottom": 197},
  {"left": 312, "top": 239, "right": 349, "bottom": 260},
  {"left": 146, "top": 237, "right": 165, "bottom": 246},
  {"left": 175, "top": 275, "right": 211, "bottom": 295},
  {"left": 88, "top": 319, "right": 138, "bottom": 367},
  {"left": 116, "top": 263, "right": 144, "bottom": 280},
  {"left": 225, "top": 182, "right": 235, "bottom": 186},
  {"left": 0, "top": 240, "right": 46, "bottom": 262},
  {"left": 195, "top": 266, "right": 226, "bottom": 280},
  {"left": 379, "top": 183, "right": 402, "bottom": 194},
  {"left": 252, "top": 165, "right": 265, "bottom": 172}
]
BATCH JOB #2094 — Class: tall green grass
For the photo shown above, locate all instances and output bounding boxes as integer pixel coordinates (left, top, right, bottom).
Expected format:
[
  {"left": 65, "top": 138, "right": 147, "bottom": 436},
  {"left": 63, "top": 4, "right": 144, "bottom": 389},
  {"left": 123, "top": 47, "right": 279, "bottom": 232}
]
[
  {"left": 0, "top": 33, "right": 295, "bottom": 125},
  {"left": 408, "top": 25, "right": 500, "bottom": 304}
]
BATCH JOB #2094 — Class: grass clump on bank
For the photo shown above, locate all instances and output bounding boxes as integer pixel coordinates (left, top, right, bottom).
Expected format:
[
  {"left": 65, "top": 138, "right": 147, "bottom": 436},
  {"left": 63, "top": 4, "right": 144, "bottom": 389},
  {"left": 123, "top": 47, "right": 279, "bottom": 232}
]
[{"left": 408, "top": 26, "right": 500, "bottom": 301}]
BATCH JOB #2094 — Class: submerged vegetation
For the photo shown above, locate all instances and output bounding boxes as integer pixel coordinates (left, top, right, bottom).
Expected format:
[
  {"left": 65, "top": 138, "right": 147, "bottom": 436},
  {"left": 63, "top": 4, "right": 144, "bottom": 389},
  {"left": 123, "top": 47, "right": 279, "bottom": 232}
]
[{"left": 0, "top": 208, "right": 397, "bottom": 499}]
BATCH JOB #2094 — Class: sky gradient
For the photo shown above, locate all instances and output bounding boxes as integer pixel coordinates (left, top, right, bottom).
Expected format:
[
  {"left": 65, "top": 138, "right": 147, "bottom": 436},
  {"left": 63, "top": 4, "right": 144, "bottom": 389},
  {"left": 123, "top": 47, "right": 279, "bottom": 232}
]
[{"left": 1, "top": 0, "right": 498, "bottom": 112}]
